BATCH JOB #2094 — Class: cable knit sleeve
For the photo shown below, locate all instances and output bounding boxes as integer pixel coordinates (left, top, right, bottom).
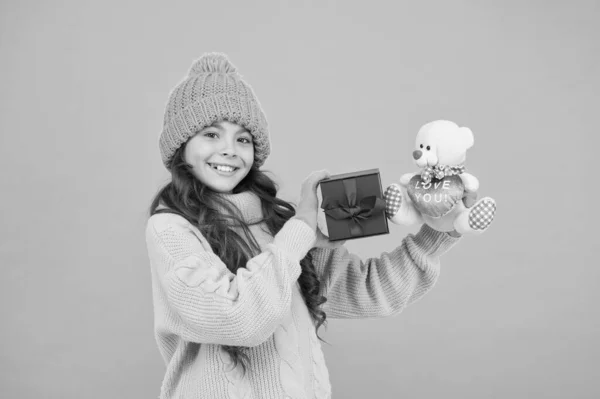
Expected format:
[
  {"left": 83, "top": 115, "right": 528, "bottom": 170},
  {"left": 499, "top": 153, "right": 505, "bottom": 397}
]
[
  {"left": 145, "top": 213, "right": 316, "bottom": 347},
  {"left": 310, "top": 224, "right": 461, "bottom": 319}
]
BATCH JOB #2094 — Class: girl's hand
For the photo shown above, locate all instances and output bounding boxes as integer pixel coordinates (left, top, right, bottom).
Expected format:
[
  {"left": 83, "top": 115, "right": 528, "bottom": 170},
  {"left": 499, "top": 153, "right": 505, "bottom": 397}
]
[
  {"left": 314, "top": 228, "right": 346, "bottom": 249},
  {"left": 295, "top": 170, "right": 331, "bottom": 232}
]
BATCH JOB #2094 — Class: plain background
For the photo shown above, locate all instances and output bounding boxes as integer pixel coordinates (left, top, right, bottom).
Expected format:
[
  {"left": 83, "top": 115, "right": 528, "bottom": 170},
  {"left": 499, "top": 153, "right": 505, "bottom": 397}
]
[{"left": 1, "top": 0, "right": 597, "bottom": 398}]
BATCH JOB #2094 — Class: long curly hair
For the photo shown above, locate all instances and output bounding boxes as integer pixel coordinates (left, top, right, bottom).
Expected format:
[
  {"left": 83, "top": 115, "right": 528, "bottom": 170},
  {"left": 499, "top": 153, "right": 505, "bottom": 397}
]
[{"left": 148, "top": 143, "right": 328, "bottom": 376}]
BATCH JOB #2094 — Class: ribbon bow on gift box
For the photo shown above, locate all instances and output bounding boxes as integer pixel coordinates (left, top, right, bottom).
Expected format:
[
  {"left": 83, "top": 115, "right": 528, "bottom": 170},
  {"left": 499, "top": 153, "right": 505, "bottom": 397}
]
[
  {"left": 321, "top": 178, "right": 386, "bottom": 237},
  {"left": 421, "top": 164, "right": 466, "bottom": 184}
]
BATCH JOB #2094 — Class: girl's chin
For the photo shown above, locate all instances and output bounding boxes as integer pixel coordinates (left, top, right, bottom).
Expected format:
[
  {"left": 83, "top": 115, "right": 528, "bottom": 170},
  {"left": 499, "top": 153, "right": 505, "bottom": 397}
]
[{"left": 205, "top": 178, "right": 238, "bottom": 193}]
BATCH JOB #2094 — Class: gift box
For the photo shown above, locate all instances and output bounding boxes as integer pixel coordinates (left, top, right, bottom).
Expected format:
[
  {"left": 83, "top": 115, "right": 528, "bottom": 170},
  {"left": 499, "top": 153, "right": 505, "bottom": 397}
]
[{"left": 319, "top": 168, "right": 389, "bottom": 241}]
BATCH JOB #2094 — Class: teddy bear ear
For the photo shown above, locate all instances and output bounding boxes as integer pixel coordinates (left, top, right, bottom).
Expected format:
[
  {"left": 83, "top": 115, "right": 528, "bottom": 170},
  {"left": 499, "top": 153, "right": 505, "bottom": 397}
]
[{"left": 458, "top": 127, "right": 474, "bottom": 149}]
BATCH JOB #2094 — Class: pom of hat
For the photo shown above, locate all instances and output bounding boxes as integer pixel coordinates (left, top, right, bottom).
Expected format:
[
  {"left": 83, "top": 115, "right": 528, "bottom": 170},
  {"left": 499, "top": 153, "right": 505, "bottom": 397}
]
[{"left": 188, "top": 52, "right": 237, "bottom": 77}]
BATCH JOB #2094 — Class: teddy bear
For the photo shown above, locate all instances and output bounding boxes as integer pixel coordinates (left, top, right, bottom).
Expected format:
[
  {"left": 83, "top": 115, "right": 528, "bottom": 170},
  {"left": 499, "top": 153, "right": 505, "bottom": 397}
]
[{"left": 383, "top": 120, "right": 497, "bottom": 235}]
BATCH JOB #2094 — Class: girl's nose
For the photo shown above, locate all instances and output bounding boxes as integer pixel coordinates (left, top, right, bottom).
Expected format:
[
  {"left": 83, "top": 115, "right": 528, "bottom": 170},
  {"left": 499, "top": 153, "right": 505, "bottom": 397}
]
[
  {"left": 413, "top": 150, "right": 422, "bottom": 160},
  {"left": 220, "top": 149, "right": 237, "bottom": 158},
  {"left": 219, "top": 140, "right": 237, "bottom": 157}
]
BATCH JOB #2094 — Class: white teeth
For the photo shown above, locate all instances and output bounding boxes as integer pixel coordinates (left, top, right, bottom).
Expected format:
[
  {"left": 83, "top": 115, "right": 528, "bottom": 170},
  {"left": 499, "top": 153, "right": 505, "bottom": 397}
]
[{"left": 210, "top": 164, "right": 236, "bottom": 172}]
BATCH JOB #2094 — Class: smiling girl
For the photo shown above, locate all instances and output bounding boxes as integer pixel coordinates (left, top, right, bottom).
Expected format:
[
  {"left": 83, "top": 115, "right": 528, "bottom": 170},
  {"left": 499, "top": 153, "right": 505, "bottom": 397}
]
[{"left": 145, "top": 52, "right": 464, "bottom": 399}]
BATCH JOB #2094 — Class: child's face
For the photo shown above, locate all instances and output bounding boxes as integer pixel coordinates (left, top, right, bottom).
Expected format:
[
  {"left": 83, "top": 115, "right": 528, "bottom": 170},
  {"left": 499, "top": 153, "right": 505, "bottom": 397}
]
[{"left": 184, "top": 121, "right": 255, "bottom": 193}]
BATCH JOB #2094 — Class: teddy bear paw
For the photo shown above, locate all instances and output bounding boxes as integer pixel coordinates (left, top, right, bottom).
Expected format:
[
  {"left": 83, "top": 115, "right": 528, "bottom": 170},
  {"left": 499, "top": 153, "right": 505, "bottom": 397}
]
[
  {"left": 468, "top": 197, "right": 496, "bottom": 231},
  {"left": 384, "top": 184, "right": 402, "bottom": 218}
]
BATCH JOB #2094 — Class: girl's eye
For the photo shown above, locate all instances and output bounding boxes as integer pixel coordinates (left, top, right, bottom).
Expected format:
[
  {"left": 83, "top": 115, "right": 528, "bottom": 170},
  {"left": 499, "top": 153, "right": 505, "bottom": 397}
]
[
  {"left": 239, "top": 137, "right": 252, "bottom": 144},
  {"left": 204, "top": 132, "right": 218, "bottom": 138}
]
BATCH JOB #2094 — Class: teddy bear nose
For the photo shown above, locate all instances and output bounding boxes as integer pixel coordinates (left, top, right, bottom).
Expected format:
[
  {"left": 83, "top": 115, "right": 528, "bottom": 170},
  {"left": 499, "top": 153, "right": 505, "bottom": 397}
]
[{"left": 413, "top": 150, "right": 422, "bottom": 160}]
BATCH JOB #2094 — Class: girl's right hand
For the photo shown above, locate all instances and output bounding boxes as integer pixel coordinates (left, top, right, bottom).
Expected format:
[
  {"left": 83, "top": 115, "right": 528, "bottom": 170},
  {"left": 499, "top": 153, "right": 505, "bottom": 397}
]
[{"left": 295, "top": 170, "right": 331, "bottom": 231}]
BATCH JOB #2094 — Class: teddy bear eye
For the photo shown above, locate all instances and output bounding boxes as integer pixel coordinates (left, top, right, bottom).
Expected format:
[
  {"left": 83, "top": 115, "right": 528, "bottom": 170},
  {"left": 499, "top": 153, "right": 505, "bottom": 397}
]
[
  {"left": 420, "top": 144, "right": 423, "bottom": 149},
  {"left": 426, "top": 145, "right": 431, "bottom": 150}
]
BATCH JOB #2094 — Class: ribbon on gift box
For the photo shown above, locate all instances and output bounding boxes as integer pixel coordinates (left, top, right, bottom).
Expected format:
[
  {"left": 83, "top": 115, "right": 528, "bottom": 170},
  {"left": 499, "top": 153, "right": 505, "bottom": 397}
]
[{"left": 321, "top": 178, "right": 386, "bottom": 237}]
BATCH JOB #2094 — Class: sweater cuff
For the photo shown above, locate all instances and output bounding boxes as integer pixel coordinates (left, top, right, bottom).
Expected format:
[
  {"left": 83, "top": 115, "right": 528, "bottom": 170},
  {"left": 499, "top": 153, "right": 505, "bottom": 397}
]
[
  {"left": 410, "top": 224, "right": 462, "bottom": 259},
  {"left": 272, "top": 218, "right": 317, "bottom": 263}
]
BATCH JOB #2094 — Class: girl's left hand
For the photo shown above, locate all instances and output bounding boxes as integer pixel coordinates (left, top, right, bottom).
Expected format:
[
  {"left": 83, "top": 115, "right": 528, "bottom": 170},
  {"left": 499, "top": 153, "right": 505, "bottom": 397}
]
[{"left": 314, "top": 228, "right": 346, "bottom": 249}]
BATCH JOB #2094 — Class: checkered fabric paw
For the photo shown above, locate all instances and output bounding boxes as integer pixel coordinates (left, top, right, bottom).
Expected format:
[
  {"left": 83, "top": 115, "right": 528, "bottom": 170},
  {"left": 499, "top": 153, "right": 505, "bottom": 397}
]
[
  {"left": 468, "top": 198, "right": 496, "bottom": 230},
  {"left": 384, "top": 185, "right": 402, "bottom": 218}
]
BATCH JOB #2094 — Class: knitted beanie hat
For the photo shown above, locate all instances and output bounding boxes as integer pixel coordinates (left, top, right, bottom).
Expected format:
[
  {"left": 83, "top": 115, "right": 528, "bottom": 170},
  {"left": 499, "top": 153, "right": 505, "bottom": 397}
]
[{"left": 159, "top": 52, "right": 270, "bottom": 170}]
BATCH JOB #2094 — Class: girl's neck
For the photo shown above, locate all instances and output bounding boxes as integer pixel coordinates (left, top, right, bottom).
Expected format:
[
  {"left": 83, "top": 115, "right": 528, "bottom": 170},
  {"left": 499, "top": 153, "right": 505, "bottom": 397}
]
[
  {"left": 156, "top": 189, "right": 264, "bottom": 225},
  {"left": 217, "top": 190, "right": 263, "bottom": 224}
]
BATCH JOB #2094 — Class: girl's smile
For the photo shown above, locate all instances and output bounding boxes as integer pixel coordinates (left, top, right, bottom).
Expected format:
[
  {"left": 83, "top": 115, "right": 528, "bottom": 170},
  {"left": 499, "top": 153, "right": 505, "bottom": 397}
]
[{"left": 208, "top": 162, "right": 240, "bottom": 175}]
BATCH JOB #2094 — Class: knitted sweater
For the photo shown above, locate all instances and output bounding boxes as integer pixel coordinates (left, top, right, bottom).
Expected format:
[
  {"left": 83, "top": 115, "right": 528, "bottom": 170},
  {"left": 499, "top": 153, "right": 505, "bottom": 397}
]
[{"left": 144, "top": 190, "right": 461, "bottom": 399}]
